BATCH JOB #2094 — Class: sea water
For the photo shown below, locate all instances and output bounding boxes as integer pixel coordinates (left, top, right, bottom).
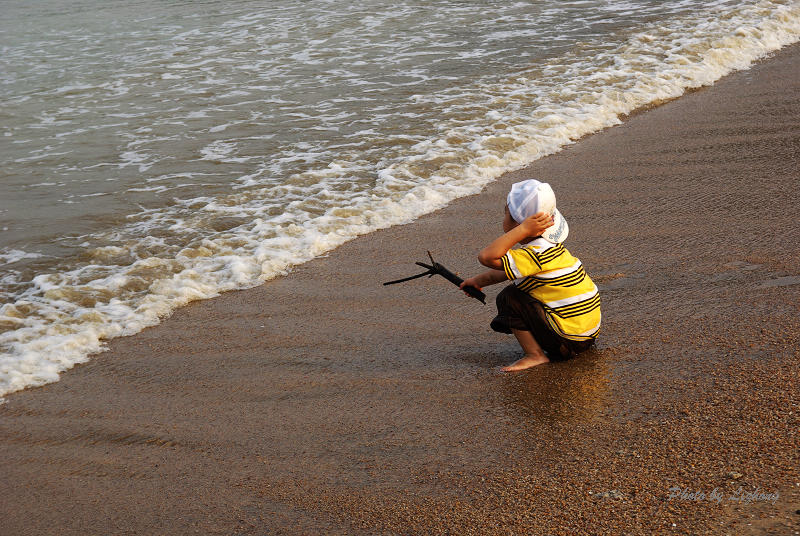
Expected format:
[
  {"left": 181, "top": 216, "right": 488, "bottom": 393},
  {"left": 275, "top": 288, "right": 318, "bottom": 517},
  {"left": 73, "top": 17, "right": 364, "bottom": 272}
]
[{"left": 1, "top": 0, "right": 799, "bottom": 399}]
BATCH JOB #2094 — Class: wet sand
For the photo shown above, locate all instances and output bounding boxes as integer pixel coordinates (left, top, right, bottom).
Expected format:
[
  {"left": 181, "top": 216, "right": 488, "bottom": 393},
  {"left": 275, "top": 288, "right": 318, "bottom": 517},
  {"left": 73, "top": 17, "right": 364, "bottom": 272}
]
[{"left": 2, "top": 44, "right": 799, "bottom": 535}]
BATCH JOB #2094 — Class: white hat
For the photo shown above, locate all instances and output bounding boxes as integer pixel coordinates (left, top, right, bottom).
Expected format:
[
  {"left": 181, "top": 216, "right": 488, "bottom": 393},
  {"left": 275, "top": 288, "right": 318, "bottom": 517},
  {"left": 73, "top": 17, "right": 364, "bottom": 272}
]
[{"left": 507, "top": 179, "right": 569, "bottom": 244}]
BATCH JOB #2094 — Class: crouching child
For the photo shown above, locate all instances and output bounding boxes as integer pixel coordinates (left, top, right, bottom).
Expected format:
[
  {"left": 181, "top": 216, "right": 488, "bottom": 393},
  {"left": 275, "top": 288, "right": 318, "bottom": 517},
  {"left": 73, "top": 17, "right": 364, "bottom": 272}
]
[{"left": 460, "top": 179, "right": 601, "bottom": 371}]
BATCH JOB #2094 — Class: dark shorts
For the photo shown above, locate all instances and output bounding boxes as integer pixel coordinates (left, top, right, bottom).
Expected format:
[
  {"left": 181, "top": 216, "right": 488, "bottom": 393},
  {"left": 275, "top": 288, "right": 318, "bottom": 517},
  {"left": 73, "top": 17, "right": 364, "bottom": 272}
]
[{"left": 490, "top": 284, "right": 595, "bottom": 361}]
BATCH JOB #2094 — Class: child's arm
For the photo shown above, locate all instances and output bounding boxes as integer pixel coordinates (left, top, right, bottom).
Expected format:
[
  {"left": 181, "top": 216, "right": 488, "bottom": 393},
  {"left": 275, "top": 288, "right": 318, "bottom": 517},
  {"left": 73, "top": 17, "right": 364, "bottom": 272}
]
[
  {"left": 477, "top": 212, "right": 553, "bottom": 270},
  {"left": 459, "top": 269, "right": 508, "bottom": 293}
]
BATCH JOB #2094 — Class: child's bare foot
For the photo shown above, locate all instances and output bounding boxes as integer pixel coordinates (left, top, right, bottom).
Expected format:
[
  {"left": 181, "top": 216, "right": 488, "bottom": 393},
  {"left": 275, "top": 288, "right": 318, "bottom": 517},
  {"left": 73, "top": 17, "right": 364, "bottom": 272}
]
[{"left": 501, "top": 352, "right": 549, "bottom": 371}]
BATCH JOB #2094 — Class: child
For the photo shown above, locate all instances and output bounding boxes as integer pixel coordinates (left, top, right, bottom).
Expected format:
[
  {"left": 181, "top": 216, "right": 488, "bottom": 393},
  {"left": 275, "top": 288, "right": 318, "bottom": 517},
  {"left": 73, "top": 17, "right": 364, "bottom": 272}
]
[{"left": 460, "top": 179, "right": 600, "bottom": 371}]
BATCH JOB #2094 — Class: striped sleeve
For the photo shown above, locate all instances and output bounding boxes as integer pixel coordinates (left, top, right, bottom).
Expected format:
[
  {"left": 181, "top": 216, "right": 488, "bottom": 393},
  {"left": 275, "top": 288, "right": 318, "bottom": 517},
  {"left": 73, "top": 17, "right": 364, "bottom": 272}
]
[
  {"left": 500, "top": 255, "right": 516, "bottom": 280},
  {"left": 503, "top": 246, "right": 543, "bottom": 279}
]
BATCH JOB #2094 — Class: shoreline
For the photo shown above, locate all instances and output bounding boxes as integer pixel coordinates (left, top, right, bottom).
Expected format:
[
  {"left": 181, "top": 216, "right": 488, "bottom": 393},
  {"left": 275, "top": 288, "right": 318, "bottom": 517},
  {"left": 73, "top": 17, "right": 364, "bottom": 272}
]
[
  {"left": 4, "top": 5, "right": 800, "bottom": 402},
  {"left": 1, "top": 43, "right": 799, "bottom": 535}
]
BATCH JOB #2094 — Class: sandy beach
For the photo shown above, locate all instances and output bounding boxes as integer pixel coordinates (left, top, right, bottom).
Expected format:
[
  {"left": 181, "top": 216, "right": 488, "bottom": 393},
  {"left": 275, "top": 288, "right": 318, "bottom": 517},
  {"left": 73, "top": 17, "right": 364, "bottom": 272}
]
[{"left": 2, "top": 41, "right": 799, "bottom": 536}]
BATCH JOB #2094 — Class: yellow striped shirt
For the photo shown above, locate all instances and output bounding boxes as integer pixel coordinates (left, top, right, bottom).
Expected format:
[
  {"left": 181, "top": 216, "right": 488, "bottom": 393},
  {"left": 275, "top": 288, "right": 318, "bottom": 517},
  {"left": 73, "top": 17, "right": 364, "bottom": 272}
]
[{"left": 500, "top": 239, "right": 601, "bottom": 341}]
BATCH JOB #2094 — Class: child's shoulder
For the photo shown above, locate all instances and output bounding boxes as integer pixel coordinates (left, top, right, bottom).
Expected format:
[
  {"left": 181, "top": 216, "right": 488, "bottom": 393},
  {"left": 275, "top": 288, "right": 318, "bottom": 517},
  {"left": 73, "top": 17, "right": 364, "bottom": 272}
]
[
  {"left": 517, "top": 238, "right": 564, "bottom": 255},
  {"left": 512, "top": 239, "right": 576, "bottom": 268}
]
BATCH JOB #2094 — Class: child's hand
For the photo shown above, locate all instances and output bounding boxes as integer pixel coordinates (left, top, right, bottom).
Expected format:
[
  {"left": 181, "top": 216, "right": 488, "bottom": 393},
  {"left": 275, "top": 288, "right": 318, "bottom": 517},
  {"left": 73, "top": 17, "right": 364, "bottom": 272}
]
[
  {"left": 459, "top": 277, "right": 482, "bottom": 296},
  {"left": 520, "top": 211, "right": 554, "bottom": 237}
]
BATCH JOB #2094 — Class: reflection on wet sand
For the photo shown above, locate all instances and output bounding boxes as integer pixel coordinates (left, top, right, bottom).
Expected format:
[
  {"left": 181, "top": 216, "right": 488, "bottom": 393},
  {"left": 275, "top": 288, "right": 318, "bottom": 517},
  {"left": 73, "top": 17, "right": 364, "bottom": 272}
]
[{"left": 500, "top": 349, "right": 611, "bottom": 424}]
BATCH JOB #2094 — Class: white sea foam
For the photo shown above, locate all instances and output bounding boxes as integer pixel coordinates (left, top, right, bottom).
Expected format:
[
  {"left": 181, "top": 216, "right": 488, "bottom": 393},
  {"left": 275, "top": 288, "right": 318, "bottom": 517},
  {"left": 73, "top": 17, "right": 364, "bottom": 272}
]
[
  {"left": 0, "top": 249, "right": 44, "bottom": 266},
  {"left": 1, "top": 0, "right": 799, "bottom": 401},
  {"left": 200, "top": 140, "right": 239, "bottom": 161}
]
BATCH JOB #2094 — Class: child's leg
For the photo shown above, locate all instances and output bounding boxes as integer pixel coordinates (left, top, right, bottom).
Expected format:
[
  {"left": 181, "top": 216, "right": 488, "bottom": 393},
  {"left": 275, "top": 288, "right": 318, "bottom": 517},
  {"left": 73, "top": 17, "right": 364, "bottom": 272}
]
[{"left": 501, "top": 328, "right": 550, "bottom": 371}]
